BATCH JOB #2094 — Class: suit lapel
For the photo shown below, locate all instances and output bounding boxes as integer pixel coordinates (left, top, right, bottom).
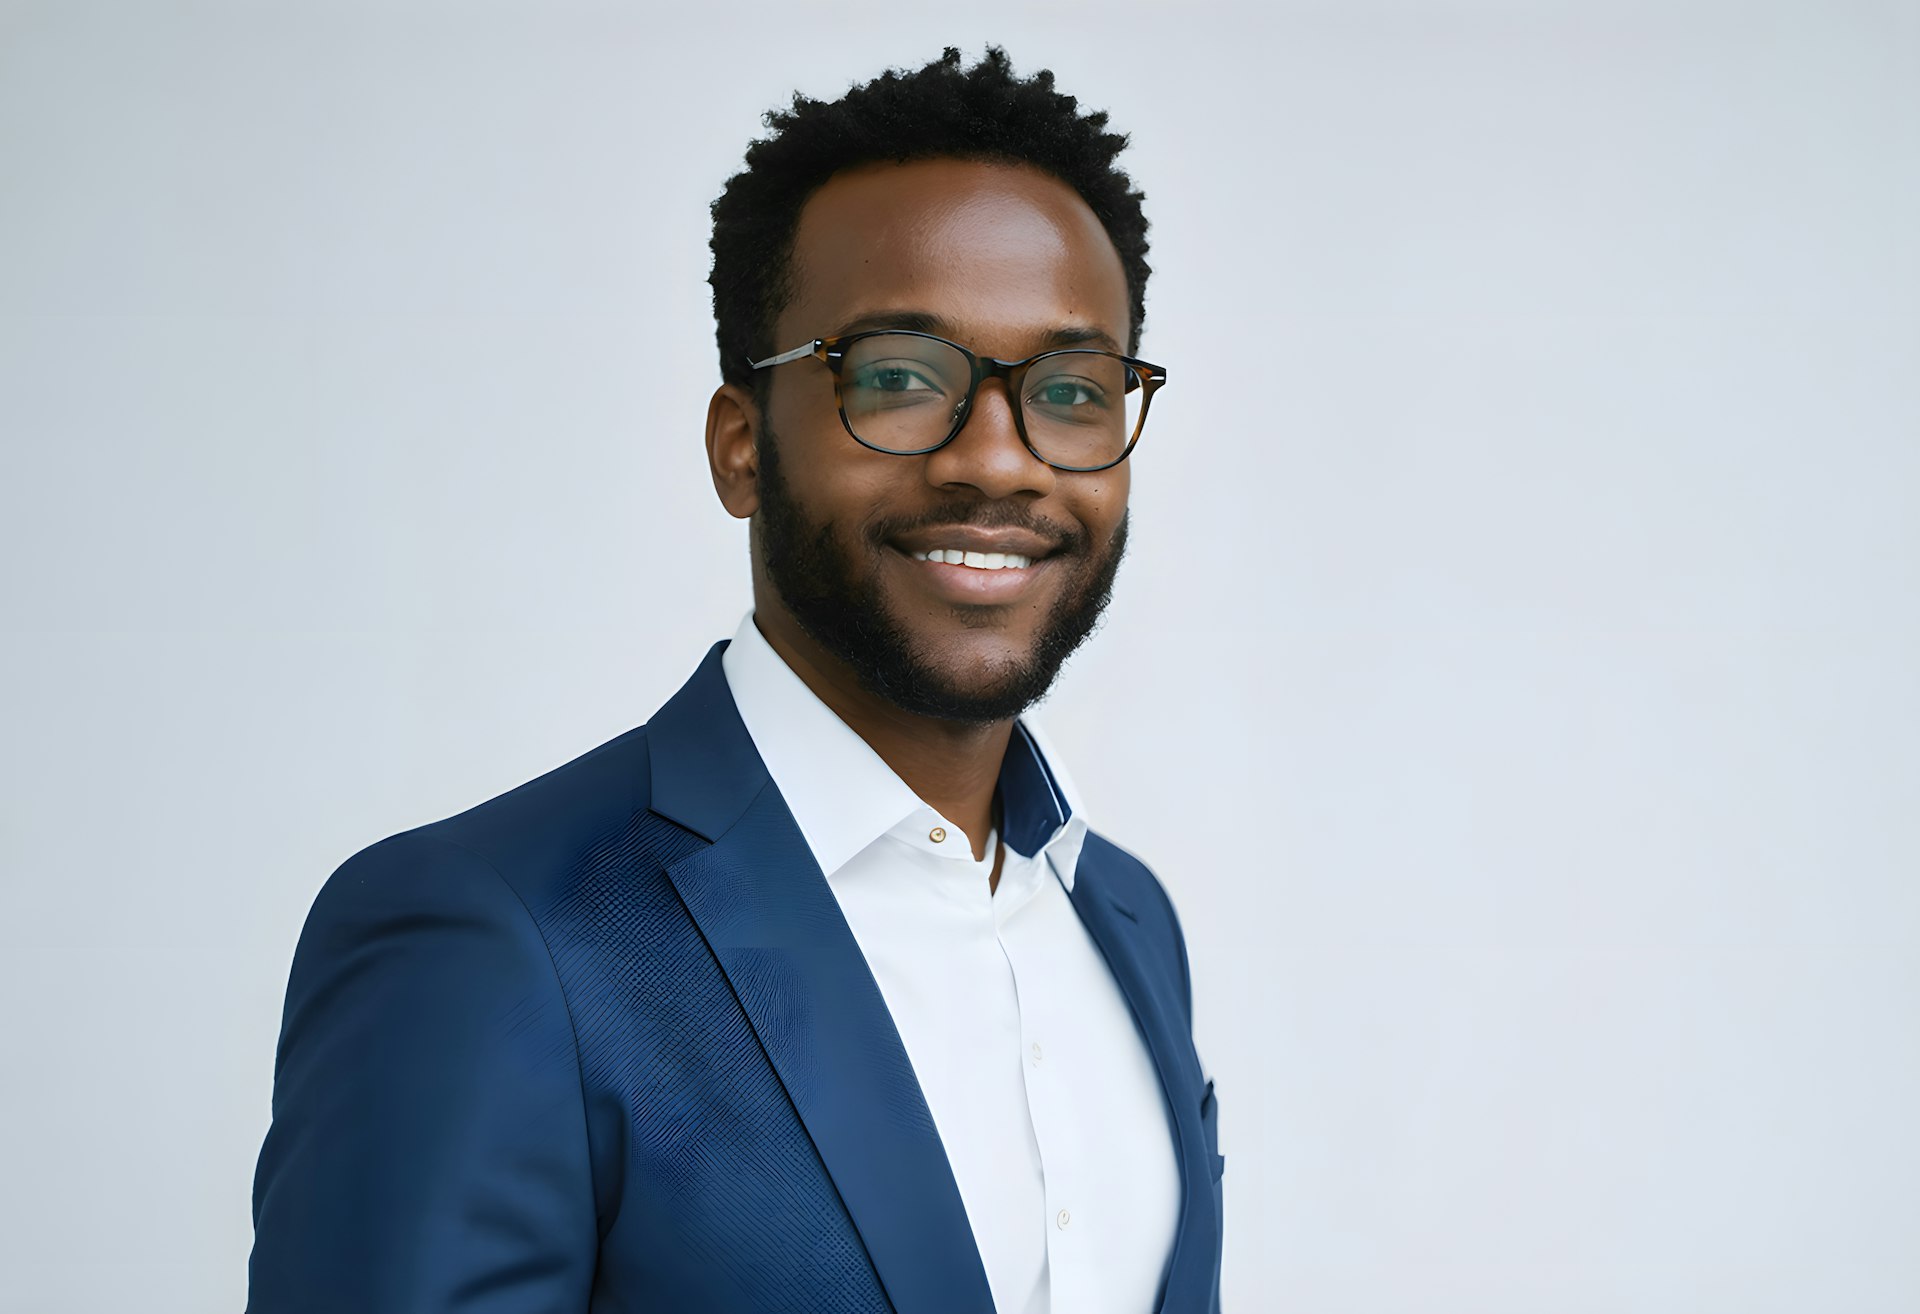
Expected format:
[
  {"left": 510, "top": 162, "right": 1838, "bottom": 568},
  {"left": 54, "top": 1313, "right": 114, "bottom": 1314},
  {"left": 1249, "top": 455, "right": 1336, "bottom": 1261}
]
[
  {"left": 647, "top": 645, "right": 996, "bottom": 1314},
  {"left": 1067, "top": 865, "right": 1221, "bottom": 1314}
]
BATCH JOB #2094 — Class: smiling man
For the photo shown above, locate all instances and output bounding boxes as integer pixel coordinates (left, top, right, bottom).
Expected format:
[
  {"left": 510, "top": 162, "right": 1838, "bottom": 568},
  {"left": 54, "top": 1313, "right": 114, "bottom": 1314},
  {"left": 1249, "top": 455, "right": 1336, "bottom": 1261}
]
[{"left": 248, "top": 46, "right": 1221, "bottom": 1314}]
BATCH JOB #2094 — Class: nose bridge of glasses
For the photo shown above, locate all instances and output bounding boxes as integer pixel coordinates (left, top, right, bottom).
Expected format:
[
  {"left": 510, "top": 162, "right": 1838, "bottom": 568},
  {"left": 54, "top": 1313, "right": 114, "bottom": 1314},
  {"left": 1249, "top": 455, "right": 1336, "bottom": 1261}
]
[{"left": 957, "top": 359, "right": 1028, "bottom": 431}]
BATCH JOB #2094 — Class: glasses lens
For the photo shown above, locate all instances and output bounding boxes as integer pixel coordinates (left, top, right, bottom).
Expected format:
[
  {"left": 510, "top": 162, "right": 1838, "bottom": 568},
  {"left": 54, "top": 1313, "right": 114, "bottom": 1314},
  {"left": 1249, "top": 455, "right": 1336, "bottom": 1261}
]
[
  {"left": 1020, "top": 352, "right": 1144, "bottom": 469},
  {"left": 839, "top": 333, "right": 970, "bottom": 453}
]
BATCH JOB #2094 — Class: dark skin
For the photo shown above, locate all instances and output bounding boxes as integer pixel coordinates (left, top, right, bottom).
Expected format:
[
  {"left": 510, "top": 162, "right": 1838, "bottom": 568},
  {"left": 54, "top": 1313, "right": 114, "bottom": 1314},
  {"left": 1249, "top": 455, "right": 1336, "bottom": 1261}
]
[{"left": 704, "top": 158, "right": 1133, "bottom": 888}]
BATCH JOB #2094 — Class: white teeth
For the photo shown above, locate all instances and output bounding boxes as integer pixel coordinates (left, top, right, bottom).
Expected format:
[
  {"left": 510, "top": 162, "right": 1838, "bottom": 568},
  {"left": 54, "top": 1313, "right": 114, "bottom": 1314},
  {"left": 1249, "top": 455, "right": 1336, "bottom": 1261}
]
[{"left": 909, "top": 549, "right": 1034, "bottom": 570}]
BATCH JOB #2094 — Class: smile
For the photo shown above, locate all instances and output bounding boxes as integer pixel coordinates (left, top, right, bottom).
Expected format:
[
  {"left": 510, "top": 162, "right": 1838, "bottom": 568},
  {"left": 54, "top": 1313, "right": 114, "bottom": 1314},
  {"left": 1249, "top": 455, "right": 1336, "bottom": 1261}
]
[{"left": 908, "top": 549, "right": 1034, "bottom": 571}]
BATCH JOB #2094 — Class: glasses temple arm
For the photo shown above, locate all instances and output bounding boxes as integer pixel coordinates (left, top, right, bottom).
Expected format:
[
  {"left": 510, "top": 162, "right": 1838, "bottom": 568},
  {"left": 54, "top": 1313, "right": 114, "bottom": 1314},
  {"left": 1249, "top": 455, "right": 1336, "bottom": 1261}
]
[{"left": 746, "top": 341, "right": 821, "bottom": 370}]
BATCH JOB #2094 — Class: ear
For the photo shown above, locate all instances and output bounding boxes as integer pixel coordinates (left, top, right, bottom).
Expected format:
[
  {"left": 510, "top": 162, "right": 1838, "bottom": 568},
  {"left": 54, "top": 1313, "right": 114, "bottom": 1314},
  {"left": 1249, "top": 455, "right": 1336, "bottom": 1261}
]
[{"left": 705, "top": 383, "right": 761, "bottom": 519}]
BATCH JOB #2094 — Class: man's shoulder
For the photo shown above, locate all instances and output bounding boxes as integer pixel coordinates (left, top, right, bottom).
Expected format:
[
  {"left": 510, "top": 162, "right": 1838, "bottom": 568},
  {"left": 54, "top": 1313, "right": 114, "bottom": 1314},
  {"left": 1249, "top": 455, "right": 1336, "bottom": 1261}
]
[
  {"left": 436, "top": 720, "right": 656, "bottom": 836},
  {"left": 319, "top": 719, "right": 671, "bottom": 925},
  {"left": 432, "top": 719, "right": 673, "bottom": 895}
]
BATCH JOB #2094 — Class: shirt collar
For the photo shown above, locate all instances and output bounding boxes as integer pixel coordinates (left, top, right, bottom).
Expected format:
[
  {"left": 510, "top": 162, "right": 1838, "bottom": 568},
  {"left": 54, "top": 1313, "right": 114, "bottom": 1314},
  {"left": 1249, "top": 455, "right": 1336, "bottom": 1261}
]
[{"left": 719, "top": 611, "right": 1087, "bottom": 889}]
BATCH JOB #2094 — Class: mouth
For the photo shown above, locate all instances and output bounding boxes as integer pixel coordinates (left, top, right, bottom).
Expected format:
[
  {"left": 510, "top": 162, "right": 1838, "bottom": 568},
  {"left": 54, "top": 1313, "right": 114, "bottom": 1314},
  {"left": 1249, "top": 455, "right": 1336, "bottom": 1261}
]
[
  {"left": 889, "top": 542, "right": 1055, "bottom": 605},
  {"left": 907, "top": 548, "right": 1035, "bottom": 571},
  {"left": 882, "top": 519, "right": 1072, "bottom": 606}
]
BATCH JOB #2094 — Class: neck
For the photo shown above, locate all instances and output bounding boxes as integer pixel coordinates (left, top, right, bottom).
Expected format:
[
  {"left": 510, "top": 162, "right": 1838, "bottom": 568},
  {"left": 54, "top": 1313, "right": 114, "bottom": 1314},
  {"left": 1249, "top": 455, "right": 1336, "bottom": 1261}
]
[{"left": 752, "top": 605, "right": 1009, "bottom": 863}]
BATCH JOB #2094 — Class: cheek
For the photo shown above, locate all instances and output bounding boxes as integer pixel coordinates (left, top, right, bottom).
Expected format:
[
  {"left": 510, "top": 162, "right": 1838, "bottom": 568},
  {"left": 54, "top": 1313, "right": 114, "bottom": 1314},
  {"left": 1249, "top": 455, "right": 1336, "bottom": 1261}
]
[
  {"left": 774, "top": 439, "right": 920, "bottom": 548},
  {"left": 1072, "top": 474, "right": 1129, "bottom": 545}
]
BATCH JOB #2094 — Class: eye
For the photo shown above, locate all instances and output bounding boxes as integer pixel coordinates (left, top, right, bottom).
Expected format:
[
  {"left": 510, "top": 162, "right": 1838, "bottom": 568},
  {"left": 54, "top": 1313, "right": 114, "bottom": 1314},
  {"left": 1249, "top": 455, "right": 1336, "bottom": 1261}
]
[
  {"left": 1027, "top": 377, "right": 1110, "bottom": 411},
  {"left": 849, "top": 362, "right": 940, "bottom": 394}
]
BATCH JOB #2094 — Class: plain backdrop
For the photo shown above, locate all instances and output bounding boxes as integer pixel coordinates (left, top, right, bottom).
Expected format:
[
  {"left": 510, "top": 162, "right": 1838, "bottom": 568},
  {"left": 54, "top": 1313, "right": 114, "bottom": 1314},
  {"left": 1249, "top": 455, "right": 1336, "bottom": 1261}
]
[{"left": 2, "top": 1, "right": 1916, "bottom": 1310}]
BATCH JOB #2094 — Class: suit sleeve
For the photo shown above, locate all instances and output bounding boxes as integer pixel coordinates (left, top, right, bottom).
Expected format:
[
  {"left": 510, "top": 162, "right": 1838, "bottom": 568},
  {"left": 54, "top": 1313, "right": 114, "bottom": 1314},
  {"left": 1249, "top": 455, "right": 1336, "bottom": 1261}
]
[{"left": 247, "top": 831, "right": 597, "bottom": 1313}]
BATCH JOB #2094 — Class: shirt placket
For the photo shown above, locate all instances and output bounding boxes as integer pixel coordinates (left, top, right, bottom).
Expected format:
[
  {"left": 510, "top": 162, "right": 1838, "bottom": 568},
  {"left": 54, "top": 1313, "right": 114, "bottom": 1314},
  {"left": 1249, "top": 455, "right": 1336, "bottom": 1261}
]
[{"left": 993, "top": 839, "right": 1081, "bottom": 1311}]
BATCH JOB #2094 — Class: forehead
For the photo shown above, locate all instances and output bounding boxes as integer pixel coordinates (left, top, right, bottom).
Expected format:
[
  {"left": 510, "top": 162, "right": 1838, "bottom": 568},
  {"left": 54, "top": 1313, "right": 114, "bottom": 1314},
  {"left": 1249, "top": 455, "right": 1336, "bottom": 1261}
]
[{"left": 780, "top": 157, "right": 1131, "bottom": 355}]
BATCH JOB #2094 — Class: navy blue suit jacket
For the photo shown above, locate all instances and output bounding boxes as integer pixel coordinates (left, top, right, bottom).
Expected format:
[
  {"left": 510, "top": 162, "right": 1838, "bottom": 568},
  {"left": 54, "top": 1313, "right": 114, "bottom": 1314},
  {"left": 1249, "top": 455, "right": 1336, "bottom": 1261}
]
[{"left": 247, "top": 641, "right": 1224, "bottom": 1312}]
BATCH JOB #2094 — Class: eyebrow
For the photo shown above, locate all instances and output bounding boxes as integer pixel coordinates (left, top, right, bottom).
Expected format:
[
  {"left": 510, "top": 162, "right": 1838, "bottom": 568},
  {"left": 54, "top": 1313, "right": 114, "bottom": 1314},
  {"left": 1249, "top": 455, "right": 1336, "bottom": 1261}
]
[{"left": 829, "top": 309, "right": 1123, "bottom": 355}]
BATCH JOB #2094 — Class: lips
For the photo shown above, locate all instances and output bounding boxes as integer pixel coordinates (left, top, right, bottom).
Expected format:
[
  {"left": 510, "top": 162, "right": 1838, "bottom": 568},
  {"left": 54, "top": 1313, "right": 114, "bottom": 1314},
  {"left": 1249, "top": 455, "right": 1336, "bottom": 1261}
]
[
  {"left": 881, "top": 518, "right": 1074, "bottom": 605},
  {"left": 887, "top": 540, "right": 1058, "bottom": 605}
]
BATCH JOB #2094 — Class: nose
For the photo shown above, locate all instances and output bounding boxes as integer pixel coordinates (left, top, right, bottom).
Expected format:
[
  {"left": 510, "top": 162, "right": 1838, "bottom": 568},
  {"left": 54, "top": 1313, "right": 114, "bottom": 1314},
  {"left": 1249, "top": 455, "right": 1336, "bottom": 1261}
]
[{"left": 923, "top": 377, "right": 1057, "bottom": 501}]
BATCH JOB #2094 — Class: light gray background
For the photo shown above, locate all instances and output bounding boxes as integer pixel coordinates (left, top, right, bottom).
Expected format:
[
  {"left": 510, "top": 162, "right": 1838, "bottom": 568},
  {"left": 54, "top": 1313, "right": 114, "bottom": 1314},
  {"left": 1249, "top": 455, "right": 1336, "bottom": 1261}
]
[{"left": 2, "top": 2, "right": 1915, "bottom": 1310}]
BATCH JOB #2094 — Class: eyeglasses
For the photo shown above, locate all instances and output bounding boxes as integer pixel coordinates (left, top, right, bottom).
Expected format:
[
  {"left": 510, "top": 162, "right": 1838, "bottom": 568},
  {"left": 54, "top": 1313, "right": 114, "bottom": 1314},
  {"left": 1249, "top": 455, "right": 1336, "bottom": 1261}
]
[{"left": 747, "top": 329, "right": 1167, "bottom": 473}]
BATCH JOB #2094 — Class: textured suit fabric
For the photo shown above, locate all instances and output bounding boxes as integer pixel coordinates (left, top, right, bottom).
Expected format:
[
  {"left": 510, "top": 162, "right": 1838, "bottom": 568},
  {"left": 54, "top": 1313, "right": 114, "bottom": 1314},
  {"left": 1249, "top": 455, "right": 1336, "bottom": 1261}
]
[{"left": 247, "top": 641, "right": 1224, "bottom": 1313}]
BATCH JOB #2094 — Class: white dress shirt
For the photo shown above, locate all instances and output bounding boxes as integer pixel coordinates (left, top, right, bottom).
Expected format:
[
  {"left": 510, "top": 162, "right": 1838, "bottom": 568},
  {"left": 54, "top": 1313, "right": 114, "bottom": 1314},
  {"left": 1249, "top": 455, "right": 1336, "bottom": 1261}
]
[{"left": 721, "top": 612, "right": 1181, "bottom": 1314}]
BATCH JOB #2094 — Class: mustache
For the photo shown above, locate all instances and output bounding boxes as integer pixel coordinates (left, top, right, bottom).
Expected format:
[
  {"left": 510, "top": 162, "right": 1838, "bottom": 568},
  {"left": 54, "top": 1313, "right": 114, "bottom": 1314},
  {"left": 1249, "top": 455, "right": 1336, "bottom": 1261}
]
[{"left": 867, "top": 501, "right": 1089, "bottom": 555}]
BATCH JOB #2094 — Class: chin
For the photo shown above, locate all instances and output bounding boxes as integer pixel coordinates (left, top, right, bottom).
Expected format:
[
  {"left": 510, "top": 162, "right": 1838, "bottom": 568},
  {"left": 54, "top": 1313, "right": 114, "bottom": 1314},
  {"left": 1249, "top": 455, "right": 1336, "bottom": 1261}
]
[{"left": 881, "top": 641, "right": 1059, "bottom": 724}]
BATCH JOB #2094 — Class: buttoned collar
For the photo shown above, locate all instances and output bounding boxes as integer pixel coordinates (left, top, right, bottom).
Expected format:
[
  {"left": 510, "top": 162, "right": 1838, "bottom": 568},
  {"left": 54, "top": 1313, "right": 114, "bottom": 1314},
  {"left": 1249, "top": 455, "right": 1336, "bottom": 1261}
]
[{"left": 719, "top": 611, "right": 1088, "bottom": 889}]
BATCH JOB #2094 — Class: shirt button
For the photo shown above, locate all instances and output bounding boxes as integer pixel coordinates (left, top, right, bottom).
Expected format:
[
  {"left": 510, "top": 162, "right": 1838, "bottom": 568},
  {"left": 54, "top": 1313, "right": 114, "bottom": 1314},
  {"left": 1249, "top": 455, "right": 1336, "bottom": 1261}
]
[
  {"left": 1057, "top": 1208, "right": 1072, "bottom": 1229},
  {"left": 1030, "top": 1042, "right": 1044, "bottom": 1065},
  {"left": 929, "top": 826, "right": 947, "bottom": 844}
]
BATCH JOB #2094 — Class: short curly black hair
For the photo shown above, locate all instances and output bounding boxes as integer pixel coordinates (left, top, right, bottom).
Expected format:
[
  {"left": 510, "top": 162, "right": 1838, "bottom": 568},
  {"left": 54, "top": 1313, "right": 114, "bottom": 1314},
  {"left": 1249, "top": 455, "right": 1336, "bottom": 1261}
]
[{"left": 708, "top": 45, "right": 1151, "bottom": 399}]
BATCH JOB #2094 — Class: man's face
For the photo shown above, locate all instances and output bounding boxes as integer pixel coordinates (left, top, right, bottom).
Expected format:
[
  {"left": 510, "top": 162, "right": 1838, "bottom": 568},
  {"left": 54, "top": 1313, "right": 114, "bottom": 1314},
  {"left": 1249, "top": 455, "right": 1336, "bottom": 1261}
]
[{"left": 747, "top": 157, "right": 1134, "bottom": 724}]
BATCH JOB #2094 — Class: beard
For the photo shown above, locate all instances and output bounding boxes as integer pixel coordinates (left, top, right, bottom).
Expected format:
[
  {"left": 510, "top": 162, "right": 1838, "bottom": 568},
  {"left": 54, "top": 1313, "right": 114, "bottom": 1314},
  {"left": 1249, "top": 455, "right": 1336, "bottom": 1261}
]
[{"left": 752, "top": 424, "right": 1128, "bottom": 725}]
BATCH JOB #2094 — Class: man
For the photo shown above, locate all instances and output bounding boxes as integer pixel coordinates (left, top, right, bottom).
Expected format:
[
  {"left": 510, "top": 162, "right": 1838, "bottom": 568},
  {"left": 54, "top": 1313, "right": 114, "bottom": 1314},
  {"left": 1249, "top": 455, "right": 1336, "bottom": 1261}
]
[{"left": 248, "top": 46, "right": 1222, "bottom": 1314}]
